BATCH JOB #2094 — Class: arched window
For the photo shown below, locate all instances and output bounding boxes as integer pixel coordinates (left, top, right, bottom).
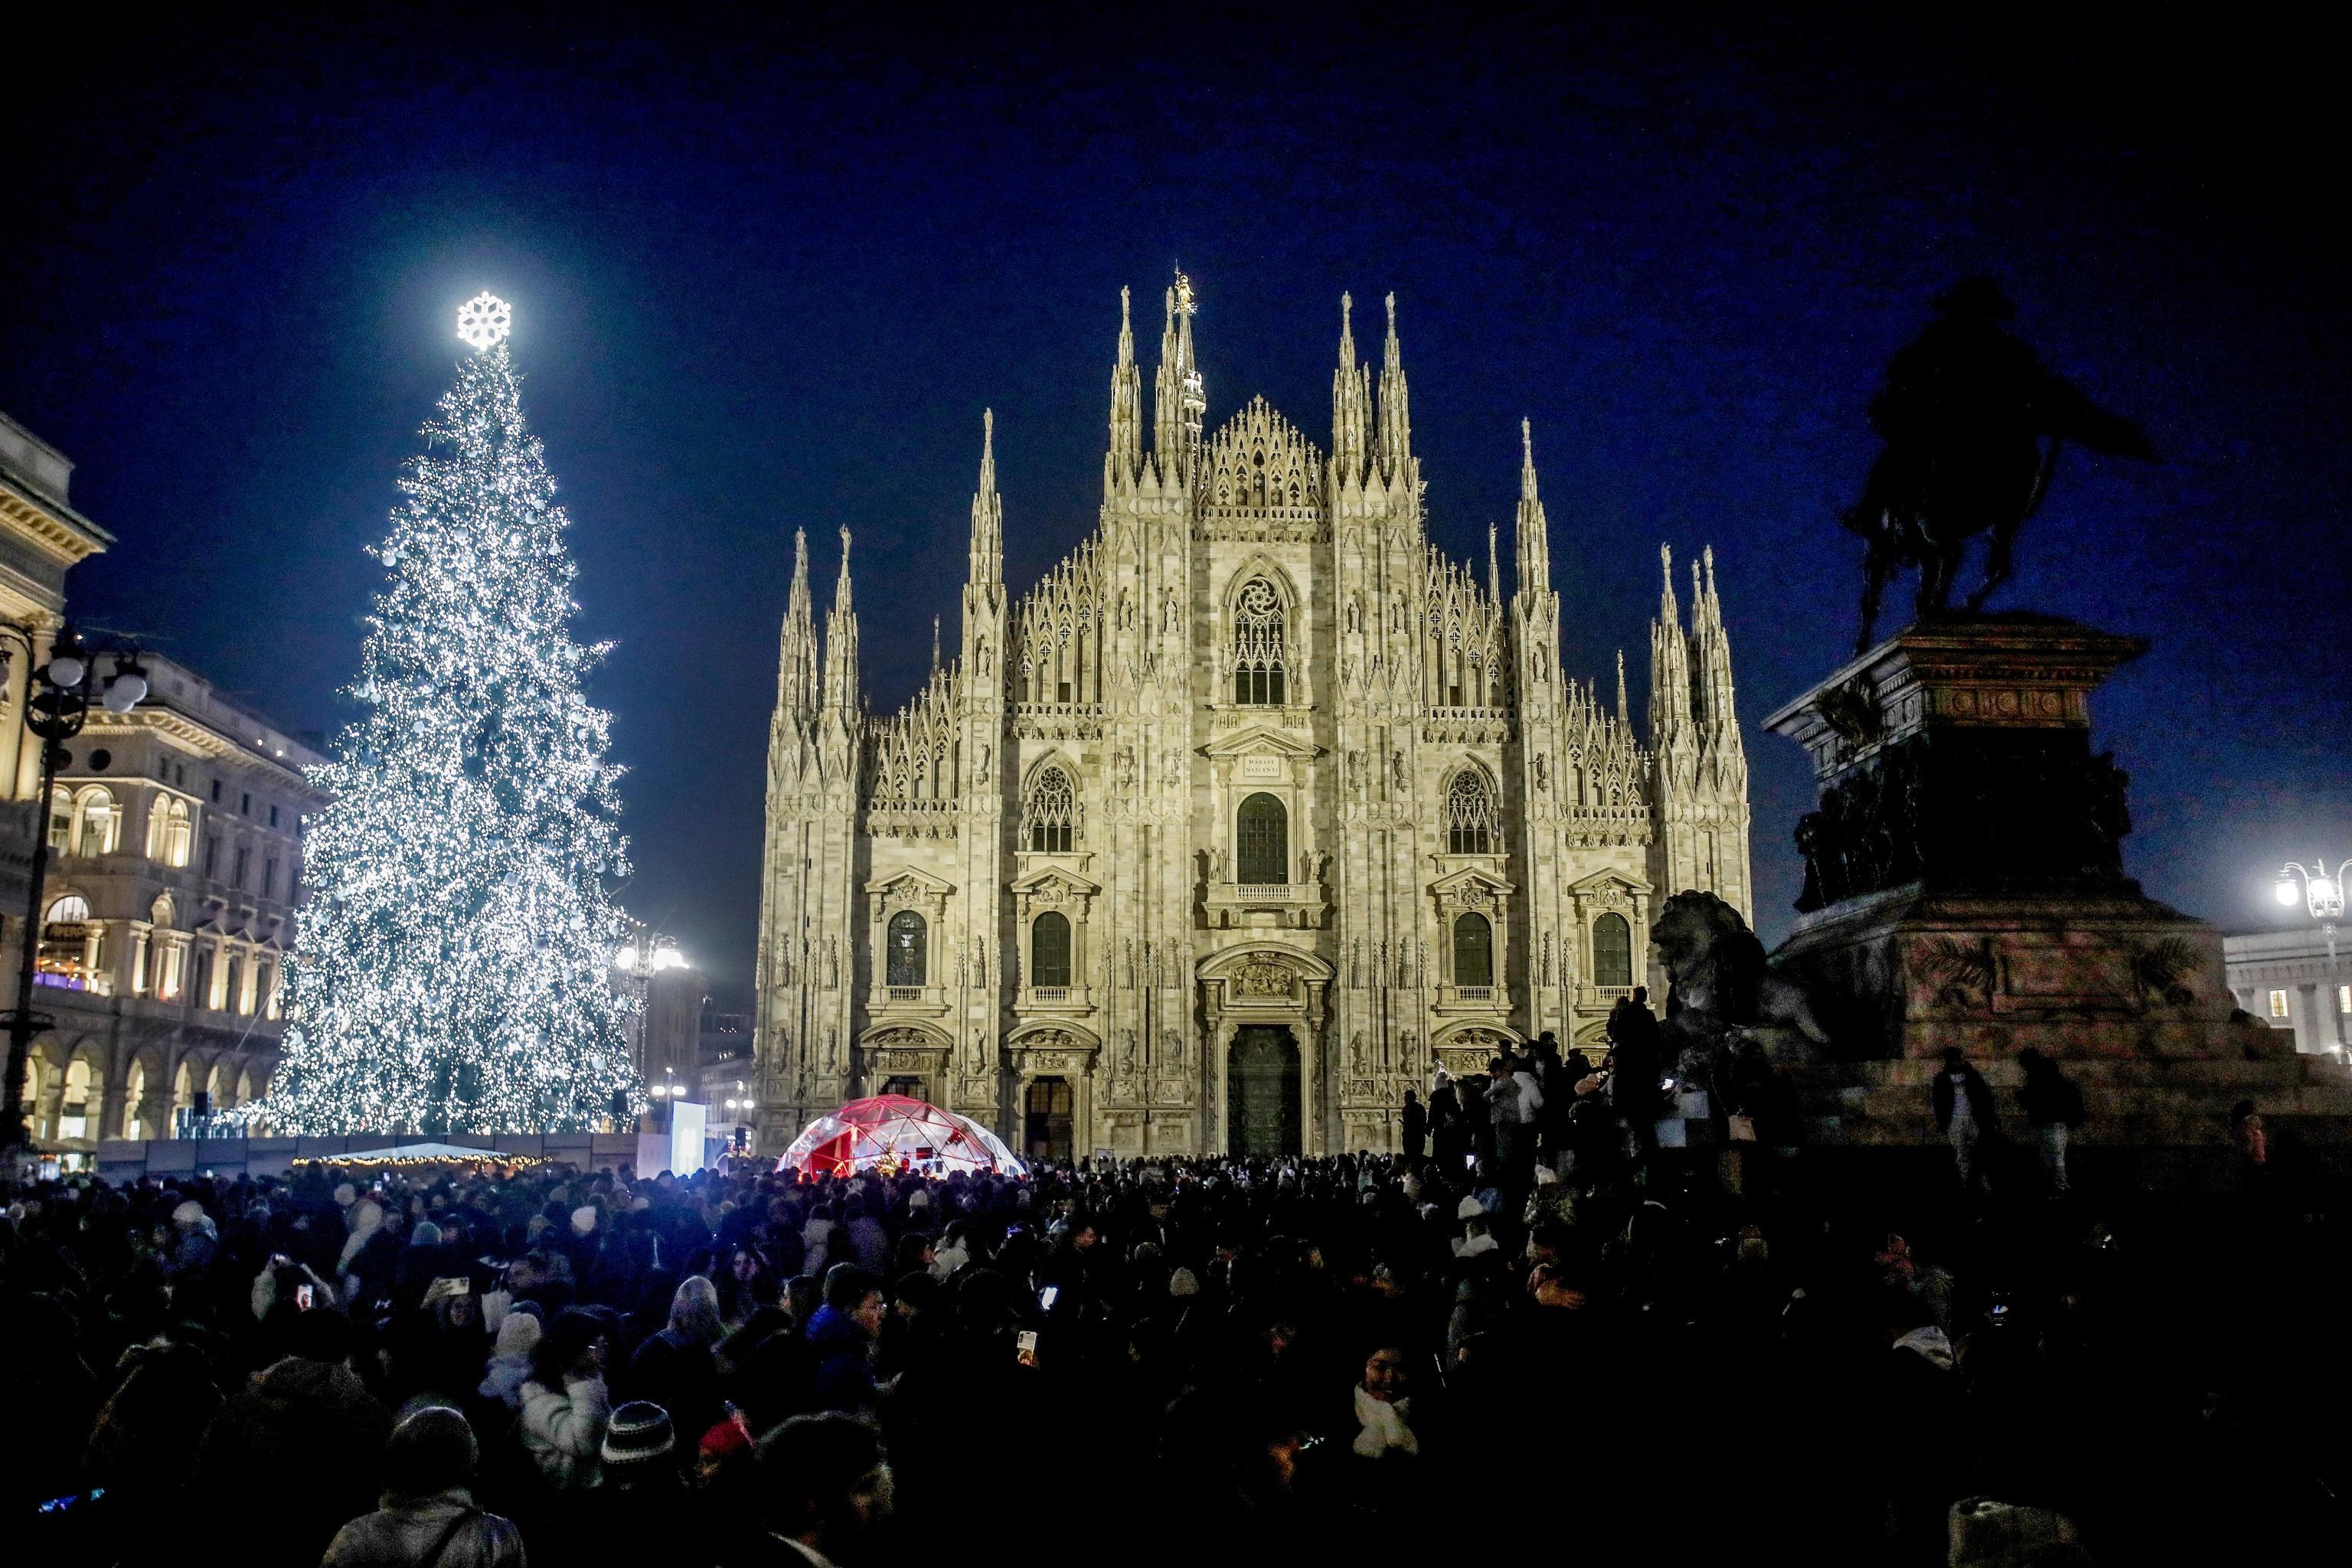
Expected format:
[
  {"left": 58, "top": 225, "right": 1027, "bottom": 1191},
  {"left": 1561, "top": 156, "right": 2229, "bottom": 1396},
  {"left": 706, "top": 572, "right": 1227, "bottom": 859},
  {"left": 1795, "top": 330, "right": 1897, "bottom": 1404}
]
[
  {"left": 146, "top": 797, "right": 192, "bottom": 867},
  {"left": 1236, "top": 792, "right": 1289, "bottom": 884},
  {"left": 886, "top": 910, "right": 928, "bottom": 987},
  {"left": 1025, "top": 766, "right": 1076, "bottom": 852},
  {"left": 1445, "top": 769, "right": 1498, "bottom": 854},
  {"left": 71, "top": 786, "right": 119, "bottom": 855},
  {"left": 122, "top": 1060, "right": 146, "bottom": 1140},
  {"left": 47, "top": 786, "right": 71, "bottom": 852},
  {"left": 1030, "top": 911, "right": 1073, "bottom": 988},
  {"left": 1233, "top": 578, "right": 1287, "bottom": 704},
  {"left": 1453, "top": 912, "right": 1494, "bottom": 987},
  {"left": 1592, "top": 911, "right": 1634, "bottom": 989},
  {"left": 60, "top": 1058, "right": 94, "bottom": 1141}
]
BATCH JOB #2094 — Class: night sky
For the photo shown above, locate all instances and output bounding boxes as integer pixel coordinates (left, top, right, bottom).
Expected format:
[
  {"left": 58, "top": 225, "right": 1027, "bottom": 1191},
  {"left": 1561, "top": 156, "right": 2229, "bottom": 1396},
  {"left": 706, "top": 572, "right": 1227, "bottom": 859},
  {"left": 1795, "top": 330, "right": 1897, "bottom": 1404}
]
[{"left": 5, "top": 6, "right": 2344, "bottom": 997}]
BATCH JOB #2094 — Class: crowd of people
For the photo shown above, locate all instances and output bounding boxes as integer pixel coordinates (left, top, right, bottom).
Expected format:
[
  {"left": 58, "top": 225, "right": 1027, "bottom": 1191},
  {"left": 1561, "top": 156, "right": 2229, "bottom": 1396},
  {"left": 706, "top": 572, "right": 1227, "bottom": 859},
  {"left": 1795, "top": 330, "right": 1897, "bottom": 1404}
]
[{"left": 5, "top": 1023, "right": 2347, "bottom": 1565}]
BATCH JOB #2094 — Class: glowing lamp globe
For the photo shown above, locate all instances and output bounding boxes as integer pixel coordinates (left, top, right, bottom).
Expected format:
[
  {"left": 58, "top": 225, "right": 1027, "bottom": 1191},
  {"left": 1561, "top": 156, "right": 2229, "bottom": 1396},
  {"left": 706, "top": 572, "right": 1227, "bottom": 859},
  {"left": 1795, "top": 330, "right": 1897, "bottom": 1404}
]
[
  {"left": 45, "top": 652, "right": 87, "bottom": 687},
  {"left": 2313, "top": 878, "right": 2344, "bottom": 920},
  {"left": 614, "top": 944, "right": 640, "bottom": 972},
  {"left": 2277, "top": 878, "right": 2302, "bottom": 906}
]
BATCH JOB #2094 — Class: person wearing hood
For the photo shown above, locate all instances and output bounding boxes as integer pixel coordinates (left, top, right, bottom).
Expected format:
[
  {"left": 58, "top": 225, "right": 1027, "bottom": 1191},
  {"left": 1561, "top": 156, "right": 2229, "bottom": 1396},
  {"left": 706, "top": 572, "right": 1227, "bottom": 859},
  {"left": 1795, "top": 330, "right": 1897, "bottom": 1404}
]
[
  {"left": 321, "top": 1405, "right": 525, "bottom": 1568},
  {"left": 195, "top": 1308, "right": 394, "bottom": 1568},
  {"left": 479, "top": 1309, "right": 543, "bottom": 1411},
  {"left": 518, "top": 1308, "right": 613, "bottom": 1491},
  {"left": 165, "top": 1198, "right": 217, "bottom": 1283}
]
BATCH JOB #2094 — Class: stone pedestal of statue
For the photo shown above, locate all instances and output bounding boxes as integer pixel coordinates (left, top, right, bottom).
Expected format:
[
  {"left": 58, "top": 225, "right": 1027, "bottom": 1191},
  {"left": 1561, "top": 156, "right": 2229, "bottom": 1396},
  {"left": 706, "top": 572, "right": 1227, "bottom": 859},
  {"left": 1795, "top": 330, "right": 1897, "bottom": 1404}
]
[{"left": 1759, "top": 614, "right": 2352, "bottom": 1179}]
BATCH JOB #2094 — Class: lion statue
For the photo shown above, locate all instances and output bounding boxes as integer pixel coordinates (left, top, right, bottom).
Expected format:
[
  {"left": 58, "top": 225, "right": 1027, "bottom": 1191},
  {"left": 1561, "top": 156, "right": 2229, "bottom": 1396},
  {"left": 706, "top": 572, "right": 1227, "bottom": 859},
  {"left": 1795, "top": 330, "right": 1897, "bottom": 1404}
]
[{"left": 1650, "top": 890, "right": 1827, "bottom": 1077}]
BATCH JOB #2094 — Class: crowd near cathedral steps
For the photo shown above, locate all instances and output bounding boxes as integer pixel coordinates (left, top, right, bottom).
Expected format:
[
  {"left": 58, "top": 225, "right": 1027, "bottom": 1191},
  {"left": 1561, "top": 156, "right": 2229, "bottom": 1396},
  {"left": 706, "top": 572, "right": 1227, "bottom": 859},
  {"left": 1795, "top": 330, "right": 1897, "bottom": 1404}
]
[{"left": 751, "top": 276, "right": 1751, "bottom": 1160}]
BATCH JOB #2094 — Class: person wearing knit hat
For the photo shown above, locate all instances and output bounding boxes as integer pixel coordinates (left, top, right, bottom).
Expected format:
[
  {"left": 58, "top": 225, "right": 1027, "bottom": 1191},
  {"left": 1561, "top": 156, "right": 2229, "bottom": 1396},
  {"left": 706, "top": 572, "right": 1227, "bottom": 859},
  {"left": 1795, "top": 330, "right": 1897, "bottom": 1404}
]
[
  {"left": 600, "top": 1401, "right": 675, "bottom": 1468},
  {"left": 570, "top": 1204, "right": 599, "bottom": 1236},
  {"left": 583, "top": 1402, "right": 688, "bottom": 1548},
  {"left": 1169, "top": 1266, "right": 1200, "bottom": 1298}
]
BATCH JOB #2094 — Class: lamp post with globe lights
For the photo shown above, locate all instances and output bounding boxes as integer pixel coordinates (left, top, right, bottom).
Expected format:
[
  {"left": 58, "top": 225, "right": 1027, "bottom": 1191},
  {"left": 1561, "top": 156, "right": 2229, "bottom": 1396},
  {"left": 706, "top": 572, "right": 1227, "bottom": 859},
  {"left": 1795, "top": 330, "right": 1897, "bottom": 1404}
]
[
  {"left": 2, "top": 626, "right": 148, "bottom": 1159},
  {"left": 612, "top": 933, "right": 689, "bottom": 1128},
  {"left": 2277, "top": 856, "right": 2350, "bottom": 1052}
]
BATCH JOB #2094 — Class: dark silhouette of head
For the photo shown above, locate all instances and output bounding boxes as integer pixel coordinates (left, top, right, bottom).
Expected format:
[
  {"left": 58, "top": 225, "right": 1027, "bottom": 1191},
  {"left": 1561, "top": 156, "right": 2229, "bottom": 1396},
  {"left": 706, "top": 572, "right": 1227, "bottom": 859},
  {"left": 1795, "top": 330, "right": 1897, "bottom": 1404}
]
[{"left": 1932, "top": 277, "right": 2017, "bottom": 321}]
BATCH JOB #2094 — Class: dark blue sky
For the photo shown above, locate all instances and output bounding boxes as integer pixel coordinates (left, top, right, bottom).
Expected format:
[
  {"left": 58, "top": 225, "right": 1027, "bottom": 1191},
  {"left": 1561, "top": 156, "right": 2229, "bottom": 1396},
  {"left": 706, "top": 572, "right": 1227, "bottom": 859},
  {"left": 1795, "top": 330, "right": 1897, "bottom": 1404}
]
[{"left": 5, "top": 5, "right": 2344, "bottom": 995}]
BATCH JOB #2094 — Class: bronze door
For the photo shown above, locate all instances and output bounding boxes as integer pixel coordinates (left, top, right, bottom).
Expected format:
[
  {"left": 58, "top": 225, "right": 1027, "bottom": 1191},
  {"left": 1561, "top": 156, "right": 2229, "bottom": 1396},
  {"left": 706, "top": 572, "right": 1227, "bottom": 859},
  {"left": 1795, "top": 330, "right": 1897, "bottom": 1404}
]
[{"left": 1227, "top": 1026, "right": 1301, "bottom": 1156}]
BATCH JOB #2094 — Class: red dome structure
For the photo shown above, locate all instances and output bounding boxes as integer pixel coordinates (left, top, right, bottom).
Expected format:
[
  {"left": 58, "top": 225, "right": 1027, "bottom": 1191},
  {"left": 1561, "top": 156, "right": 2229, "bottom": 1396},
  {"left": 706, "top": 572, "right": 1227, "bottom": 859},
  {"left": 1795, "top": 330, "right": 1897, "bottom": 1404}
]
[{"left": 776, "top": 1094, "right": 1026, "bottom": 1179}]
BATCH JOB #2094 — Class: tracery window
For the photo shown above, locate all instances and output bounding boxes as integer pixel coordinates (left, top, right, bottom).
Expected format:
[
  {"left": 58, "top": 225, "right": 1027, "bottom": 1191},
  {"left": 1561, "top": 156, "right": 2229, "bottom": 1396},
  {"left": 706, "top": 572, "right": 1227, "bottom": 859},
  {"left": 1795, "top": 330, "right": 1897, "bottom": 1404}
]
[
  {"left": 1030, "top": 911, "right": 1073, "bottom": 988},
  {"left": 1592, "top": 912, "right": 1634, "bottom": 989},
  {"left": 886, "top": 910, "right": 928, "bottom": 987},
  {"left": 1236, "top": 792, "right": 1289, "bottom": 885},
  {"left": 1025, "top": 766, "right": 1076, "bottom": 852},
  {"left": 1452, "top": 913, "right": 1494, "bottom": 987},
  {"left": 1233, "top": 579, "right": 1287, "bottom": 705},
  {"left": 1445, "top": 769, "right": 1499, "bottom": 854}
]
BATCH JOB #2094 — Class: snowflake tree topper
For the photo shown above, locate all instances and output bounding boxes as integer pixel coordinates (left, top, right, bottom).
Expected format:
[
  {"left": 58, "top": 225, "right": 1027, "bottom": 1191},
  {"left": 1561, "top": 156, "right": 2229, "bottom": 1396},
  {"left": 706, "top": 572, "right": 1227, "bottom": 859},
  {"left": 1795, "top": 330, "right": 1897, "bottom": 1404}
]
[{"left": 456, "top": 292, "right": 513, "bottom": 351}]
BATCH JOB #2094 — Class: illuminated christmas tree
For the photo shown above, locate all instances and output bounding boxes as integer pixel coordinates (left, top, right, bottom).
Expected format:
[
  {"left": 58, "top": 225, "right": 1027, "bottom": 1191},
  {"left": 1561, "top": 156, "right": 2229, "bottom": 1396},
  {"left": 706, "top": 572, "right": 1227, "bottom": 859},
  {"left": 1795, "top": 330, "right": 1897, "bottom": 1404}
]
[{"left": 269, "top": 295, "right": 640, "bottom": 1133}]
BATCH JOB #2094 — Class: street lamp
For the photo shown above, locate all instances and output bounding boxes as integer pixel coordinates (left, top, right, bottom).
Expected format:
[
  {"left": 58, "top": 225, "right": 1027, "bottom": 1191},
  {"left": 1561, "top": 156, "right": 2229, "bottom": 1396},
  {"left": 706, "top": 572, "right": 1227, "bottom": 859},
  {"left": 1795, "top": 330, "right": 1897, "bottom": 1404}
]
[
  {"left": 2278, "top": 855, "right": 2350, "bottom": 1054},
  {"left": 2, "top": 626, "right": 147, "bottom": 1158}
]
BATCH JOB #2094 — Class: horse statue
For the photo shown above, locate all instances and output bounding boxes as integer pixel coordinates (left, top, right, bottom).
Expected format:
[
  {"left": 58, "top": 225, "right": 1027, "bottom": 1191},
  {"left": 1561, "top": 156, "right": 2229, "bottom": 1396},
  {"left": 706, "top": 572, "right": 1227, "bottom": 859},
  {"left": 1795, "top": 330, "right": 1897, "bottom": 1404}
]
[{"left": 1845, "top": 279, "right": 2159, "bottom": 653}]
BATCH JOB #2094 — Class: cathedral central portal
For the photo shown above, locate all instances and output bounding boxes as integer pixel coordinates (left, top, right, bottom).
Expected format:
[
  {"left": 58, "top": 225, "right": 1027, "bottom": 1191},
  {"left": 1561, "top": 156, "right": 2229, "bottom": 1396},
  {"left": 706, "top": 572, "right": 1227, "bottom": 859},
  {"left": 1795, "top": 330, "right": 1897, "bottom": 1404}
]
[{"left": 750, "top": 274, "right": 1753, "bottom": 1159}]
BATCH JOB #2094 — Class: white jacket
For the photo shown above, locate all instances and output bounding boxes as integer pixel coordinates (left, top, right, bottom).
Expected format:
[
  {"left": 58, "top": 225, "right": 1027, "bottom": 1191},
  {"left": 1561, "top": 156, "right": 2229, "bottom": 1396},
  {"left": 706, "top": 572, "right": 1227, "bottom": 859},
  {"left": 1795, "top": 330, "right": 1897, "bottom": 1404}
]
[{"left": 517, "top": 1374, "right": 609, "bottom": 1490}]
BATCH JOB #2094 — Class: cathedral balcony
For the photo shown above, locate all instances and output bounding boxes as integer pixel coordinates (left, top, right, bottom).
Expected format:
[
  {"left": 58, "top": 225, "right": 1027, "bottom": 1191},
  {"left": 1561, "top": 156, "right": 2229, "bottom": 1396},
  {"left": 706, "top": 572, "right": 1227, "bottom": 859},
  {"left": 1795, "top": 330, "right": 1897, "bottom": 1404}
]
[
  {"left": 1010, "top": 702, "right": 1102, "bottom": 741},
  {"left": 1421, "top": 706, "right": 1514, "bottom": 745},
  {"left": 1015, "top": 984, "right": 1095, "bottom": 1015},
  {"left": 867, "top": 983, "right": 952, "bottom": 1018},
  {"left": 863, "top": 799, "right": 961, "bottom": 841},
  {"left": 1203, "top": 881, "right": 1330, "bottom": 931},
  {"left": 1433, "top": 984, "right": 1512, "bottom": 1016}
]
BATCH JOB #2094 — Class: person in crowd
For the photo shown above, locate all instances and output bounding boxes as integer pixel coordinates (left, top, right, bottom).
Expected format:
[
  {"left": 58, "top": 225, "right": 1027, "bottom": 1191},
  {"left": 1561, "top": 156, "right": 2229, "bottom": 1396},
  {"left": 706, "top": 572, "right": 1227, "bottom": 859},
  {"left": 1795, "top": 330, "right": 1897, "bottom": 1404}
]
[
  {"left": 583, "top": 1400, "right": 688, "bottom": 1551},
  {"left": 478, "top": 1308, "right": 541, "bottom": 1411},
  {"left": 734, "top": 1413, "right": 894, "bottom": 1568},
  {"left": 807, "top": 1264, "right": 886, "bottom": 1414},
  {"left": 1400, "top": 1089, "right": 1427, "bottom": 1161},
  {"left": 1487, "top": 1057, "right": 1531, "bottom": 1190},
  {"left": 626, "top": 1274, "right": 725, "bottom": 1455},
  {"left": 195, "top": 1306, "right": 394, "bottom": 1568},
  {"left": 1932, "top": 1047, "right": 1997, "bottom": 1195},
  {"left": 321, "top": 1404, "right": 526, "bottom": 1568},
  {"left": 2016, "top": 1048, "right": 2086, "bottom": 1194},
  {"left": 517, "top": 1307, "right": 612, "bottom": 1491}
]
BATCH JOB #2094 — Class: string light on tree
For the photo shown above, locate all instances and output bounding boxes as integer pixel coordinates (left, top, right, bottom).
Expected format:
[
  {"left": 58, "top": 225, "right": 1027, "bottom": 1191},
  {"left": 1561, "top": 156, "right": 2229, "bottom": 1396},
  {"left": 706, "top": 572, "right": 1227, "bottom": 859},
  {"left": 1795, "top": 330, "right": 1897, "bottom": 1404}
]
[{"left": 267, "top": 293, "right": 640, "bottom": 1134}]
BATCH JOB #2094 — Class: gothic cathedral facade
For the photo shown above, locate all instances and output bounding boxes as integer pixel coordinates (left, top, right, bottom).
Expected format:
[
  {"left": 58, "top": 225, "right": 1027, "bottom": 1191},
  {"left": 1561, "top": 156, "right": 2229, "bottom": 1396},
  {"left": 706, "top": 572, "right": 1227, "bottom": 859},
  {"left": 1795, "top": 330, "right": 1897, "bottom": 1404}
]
[{"left": 753, "top": 276, "right": 1749, "bottom": 1161}]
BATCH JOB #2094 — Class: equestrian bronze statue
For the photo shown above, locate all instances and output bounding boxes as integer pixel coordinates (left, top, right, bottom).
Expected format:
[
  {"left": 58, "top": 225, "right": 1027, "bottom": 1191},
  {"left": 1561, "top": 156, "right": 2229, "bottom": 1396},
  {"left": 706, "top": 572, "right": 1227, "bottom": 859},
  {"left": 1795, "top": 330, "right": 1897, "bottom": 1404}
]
[{"left": 1844, "top": 280, "right": 2158, "bottom": 652}]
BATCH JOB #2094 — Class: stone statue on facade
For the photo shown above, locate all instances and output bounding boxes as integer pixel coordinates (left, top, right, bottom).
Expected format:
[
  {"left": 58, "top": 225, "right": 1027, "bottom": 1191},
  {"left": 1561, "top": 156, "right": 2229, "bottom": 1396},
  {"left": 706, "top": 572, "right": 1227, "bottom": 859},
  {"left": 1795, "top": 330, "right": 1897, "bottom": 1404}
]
[{"left": 1844, "top": 280, "right": 2158, "bottom": 652}]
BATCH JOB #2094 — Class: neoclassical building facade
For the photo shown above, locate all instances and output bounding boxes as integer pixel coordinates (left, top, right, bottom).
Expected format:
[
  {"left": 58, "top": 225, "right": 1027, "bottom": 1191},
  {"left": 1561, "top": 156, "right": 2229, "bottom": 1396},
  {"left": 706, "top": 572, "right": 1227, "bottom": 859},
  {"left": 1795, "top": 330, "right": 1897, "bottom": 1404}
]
[{"left": 753, "top": 277, "right": 1749, "bottom": 1160}]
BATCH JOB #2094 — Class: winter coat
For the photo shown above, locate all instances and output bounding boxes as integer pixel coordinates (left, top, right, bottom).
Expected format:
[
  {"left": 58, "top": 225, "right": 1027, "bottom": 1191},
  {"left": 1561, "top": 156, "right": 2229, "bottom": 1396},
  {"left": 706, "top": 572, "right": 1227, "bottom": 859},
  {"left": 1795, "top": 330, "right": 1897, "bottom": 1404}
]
[
  {"left": 625, "top": 1327, "right": 723, "bottom": 1451},
  {"left": 195, "top": 1357, "right": 392, "bottom": 1568},
  {"left": 517, "top": 1374, "right": 611, "bottom": 1490},
  {"left": 2018, "top": 1066, "right": 2086, "bottom": 1129},
  {"left": 846, "top": 1216, "right": 890, "bottom": 1275},
  {"left": 319, "top": 1488, "right": 527, "bottom": 1568},
  {"left": 805, "top": 1305, "right": 878, "bottom": 1415},
  {"left": 1400, "top": 1102, "right": 1428, "bottom": 1155}
]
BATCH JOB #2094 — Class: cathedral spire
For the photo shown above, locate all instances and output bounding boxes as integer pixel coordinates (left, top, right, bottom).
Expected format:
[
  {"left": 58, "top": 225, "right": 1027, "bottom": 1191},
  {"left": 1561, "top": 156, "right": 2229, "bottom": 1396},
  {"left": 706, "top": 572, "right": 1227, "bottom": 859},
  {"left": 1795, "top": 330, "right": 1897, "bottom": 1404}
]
[
  {"left": 822, "top": 524, "right": 860, "bottom": 714},
  {"left": 1331, "top": 292, "right": 1371, "bottom": 484},
  {"left": 1377, "top": 291, "right": 1412, "bottom": 479},
  {"left": 931, "top": 614, "right": 941, "bottom": 673},
  {"left": 1514, "top": 417, "right": 1553, "bottom": 599},
  {"left": 1488, "top": 522, "right": 1501, "bottom": 603},
  {"left": 1691, "top": 544, "right": 1741, "bottom": 740},
  {"left": 969, "top": 409, "right": 1002, "bottom": 588},
  {"left": 1615, "top": 649, "right": 1629, "bottom": 727},
  {"left": 1649, "top": 543, "right": 1692, "bottom": 743},
  {"left": 777, "top": 526, "right": 819, "bottom": 724},
  {"left": 1106, "top": 286, "right": 1142, "bottom": 488},
  {"left": 1170, "top": 269, "right": 1206, "bottom": 472}
]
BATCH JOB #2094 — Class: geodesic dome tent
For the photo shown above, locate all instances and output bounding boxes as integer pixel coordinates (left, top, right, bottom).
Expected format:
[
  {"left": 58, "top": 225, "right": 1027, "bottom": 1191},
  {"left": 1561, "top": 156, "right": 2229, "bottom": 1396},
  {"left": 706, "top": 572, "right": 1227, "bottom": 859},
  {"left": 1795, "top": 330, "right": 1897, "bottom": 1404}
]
[{"left": 778, "top": 1094, "right": 1026, "bottom": 1179}]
